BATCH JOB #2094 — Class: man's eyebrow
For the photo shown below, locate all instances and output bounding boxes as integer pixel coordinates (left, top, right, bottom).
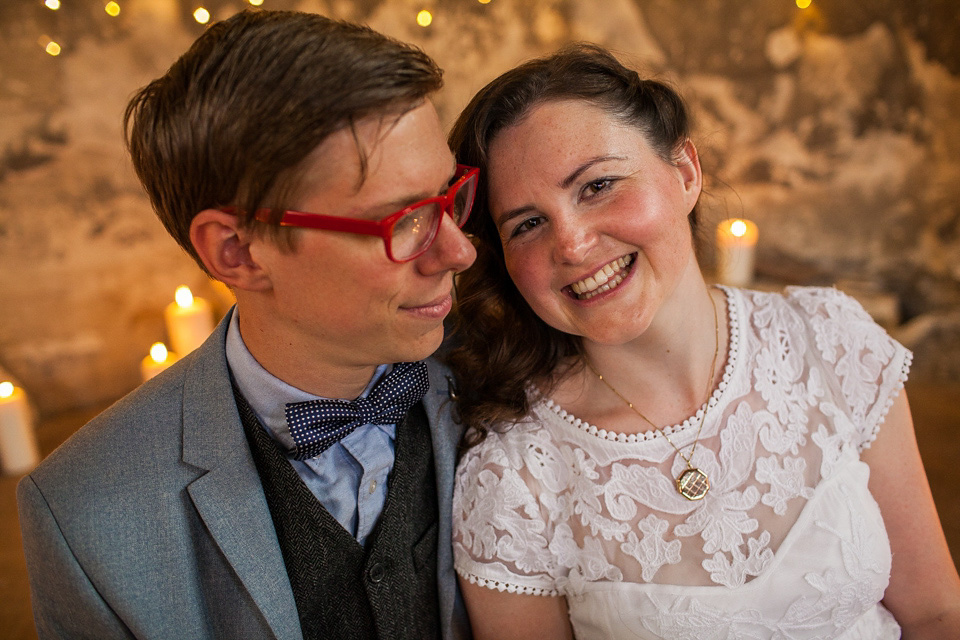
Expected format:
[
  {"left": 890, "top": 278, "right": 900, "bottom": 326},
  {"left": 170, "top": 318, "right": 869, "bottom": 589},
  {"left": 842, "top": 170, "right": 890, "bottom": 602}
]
[{"left": 369, "top": 160, "right": 459, "bottom": 214}]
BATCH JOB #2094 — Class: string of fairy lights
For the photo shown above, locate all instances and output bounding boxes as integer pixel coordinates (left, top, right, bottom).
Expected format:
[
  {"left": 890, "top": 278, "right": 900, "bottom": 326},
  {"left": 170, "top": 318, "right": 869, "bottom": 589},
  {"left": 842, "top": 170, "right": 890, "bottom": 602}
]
[
  {"left": 35, "top": 0, "right": 817, "bottom": 57},
  {"left": 34, "top": 0, "right": 506, "bottom": 56}
]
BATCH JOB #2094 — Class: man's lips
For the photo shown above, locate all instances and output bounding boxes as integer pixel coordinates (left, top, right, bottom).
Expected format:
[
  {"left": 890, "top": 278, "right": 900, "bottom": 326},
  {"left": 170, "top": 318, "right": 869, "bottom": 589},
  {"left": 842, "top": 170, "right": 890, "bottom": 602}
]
[{"left": 401, "top": 293, "right": 453, "bottom": 318}]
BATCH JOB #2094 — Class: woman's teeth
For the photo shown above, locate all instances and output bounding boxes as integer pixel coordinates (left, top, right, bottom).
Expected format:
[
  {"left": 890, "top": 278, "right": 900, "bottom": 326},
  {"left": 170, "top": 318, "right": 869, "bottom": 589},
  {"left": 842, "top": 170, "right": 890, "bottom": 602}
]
[{"left": 570, "top": 254, "right": 634, "bottom": 299}]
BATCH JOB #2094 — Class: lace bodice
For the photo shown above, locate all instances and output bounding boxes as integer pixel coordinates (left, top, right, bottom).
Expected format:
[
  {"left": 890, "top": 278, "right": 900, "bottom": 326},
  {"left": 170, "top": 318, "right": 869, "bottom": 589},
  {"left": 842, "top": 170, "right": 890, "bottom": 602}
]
[{"left": 453, "top": 286, "right": 911, "bottom": 639}]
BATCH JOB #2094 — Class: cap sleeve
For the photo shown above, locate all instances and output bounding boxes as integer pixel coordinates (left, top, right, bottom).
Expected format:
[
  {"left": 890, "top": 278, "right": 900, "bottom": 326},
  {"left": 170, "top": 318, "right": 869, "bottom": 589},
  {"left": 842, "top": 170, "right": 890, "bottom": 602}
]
[
  {"left": 452, "top": 427, "right": 565, "bottom": 596},
  {"left": 786, "top": 286, "right": 912, "bottom": 450}
]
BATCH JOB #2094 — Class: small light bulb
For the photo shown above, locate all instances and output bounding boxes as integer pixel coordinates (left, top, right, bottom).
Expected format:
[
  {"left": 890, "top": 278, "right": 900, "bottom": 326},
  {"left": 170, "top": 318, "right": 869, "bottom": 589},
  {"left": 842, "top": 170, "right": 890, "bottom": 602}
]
[
  {"left": 45, "top": 41, "right": 62, "bottom": 56},
  {"left": 796, "top": 0, "right": 812, "bottom": 8},
  {"left": 0, "top": 381, "right": 14, "bottom": 399},
  {"left": 478, "top": 0, "right": 492, "bottom": 4},
  {"left": 175, "top": 286, "right": 195, "bottom": 308},
  {"left": 416, "top": 9, "right": 433, "bottom": 27},
  {"left": 45, "top": 0, "right": 61, "bottom": 10},
  {"left": 248, "top": 0, "right": 264, "bottom": 5},
  {"left": 149, "top": 342, "right": 169, "bottom": 364},
  {"left": 730, "top": 219, "right": 748, "bottom": 238},
  {"left": 105, "top": 1, "right": 120, "bottom": 16},
  {"left": 193, "top": 7, "right": 211, "bottom": 24}
]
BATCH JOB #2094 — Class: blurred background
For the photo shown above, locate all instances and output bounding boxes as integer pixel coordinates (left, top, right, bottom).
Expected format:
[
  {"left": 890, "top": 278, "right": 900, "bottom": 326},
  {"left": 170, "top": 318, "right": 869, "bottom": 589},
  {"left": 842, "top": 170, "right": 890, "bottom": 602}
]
[{"left": 1, "top": 0, "right": 958, "bottom": 636}]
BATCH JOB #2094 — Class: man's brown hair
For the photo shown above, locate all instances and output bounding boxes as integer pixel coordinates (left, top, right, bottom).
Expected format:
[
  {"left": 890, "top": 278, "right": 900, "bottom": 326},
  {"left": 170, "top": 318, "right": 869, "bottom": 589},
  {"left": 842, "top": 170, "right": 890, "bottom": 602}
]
[{"left": 124, "top": 9, "right": 443, "bottom": 267}]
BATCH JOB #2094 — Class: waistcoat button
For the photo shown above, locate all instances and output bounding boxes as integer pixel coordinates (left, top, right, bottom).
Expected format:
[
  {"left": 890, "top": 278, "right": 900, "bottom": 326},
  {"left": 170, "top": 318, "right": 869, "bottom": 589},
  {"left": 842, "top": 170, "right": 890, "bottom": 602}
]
[{"left": 368, "top": 562, "right": 386, "bottom": 583}]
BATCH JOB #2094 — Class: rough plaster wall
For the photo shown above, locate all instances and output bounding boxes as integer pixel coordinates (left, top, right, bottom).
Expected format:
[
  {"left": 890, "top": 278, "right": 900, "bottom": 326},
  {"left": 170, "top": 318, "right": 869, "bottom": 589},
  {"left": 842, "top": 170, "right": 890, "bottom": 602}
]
[{"left": 1, "top": 0, "right": 959, "bottom": 415}]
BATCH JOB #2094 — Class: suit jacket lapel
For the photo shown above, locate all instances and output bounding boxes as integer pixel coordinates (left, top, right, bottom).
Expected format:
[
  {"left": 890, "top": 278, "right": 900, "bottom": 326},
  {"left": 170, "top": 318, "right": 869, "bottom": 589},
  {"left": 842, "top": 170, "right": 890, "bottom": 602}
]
[
  {"left": 180, "top": 312, "right": 302, "bottom": 640},
  {"left": 423, "top": 360, "right": 470, "bottom": 640}
]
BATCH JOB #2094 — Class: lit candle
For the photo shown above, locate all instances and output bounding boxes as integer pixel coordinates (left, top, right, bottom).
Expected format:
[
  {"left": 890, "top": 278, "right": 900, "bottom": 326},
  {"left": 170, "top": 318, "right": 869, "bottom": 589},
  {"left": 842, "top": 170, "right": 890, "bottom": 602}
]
[
  {"left": 164, "top": 286, "right": 214, "bottom": 356},
  {"left": 716, "top": 218, "right": 759, "bottom": 287},
  {"left": 0, "top": 381, "right": 41, "bottom": 475},
  {"left": 140, "top": 342, "right": 179, "bottom": 382}
]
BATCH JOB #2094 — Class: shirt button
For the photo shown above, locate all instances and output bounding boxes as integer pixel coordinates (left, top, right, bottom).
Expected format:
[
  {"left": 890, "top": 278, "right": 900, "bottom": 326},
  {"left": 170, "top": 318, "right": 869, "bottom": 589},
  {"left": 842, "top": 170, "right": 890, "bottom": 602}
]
[{"left": 369, "top": 479, "right": 378, "bottom": 494}]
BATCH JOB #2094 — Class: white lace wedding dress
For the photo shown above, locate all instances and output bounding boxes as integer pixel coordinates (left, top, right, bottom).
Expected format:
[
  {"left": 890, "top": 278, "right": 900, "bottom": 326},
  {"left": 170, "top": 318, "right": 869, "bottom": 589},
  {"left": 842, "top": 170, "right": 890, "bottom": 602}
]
[{"left": 453, "top": 286, "right": 910, "bottom": 639}]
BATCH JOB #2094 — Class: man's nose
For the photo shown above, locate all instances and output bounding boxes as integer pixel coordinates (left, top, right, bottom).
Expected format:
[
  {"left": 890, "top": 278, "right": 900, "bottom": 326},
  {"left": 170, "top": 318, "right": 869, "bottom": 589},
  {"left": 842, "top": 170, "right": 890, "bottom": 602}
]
[{"left": 417, "top": 213, "right": 477, "bottom": 274}]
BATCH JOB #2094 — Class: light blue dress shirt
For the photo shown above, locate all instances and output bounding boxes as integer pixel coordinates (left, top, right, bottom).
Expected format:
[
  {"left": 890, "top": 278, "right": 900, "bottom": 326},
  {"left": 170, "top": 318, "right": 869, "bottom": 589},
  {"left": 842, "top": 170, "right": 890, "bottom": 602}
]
[{"left": 225, "top": 309, "right": 396, "bottom": 546}]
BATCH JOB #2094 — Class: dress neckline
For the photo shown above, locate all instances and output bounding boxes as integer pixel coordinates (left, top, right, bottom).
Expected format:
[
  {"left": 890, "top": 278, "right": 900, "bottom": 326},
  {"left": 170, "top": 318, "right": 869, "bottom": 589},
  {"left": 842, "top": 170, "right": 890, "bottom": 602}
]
[{"left": 540, "top": 286, "right": 741, "bottom": 444}]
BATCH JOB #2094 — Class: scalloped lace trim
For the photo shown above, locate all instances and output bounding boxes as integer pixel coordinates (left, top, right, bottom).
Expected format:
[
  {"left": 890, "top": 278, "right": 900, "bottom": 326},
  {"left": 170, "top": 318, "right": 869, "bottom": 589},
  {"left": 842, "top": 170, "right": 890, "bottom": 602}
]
[
  {"left": 541, "top": 285, "right": 740, "bottom": 443},
  {"left": 858, "top": 349, "right": 913, "bottom": 451},
  {"left": 455, "top": 568, "right": 559, "bottom": 597}
]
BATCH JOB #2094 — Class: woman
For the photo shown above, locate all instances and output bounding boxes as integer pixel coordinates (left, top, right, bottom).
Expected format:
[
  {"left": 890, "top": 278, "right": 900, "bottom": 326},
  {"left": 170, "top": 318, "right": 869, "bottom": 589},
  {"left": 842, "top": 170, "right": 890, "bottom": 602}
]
[{"left": 446, "top": 44, "right": 960, "bottom": 639}]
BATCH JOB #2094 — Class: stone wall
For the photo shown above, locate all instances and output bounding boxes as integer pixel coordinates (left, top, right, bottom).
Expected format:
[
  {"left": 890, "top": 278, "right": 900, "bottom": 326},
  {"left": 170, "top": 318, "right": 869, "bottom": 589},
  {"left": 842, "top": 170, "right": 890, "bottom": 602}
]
[{"left": 2, "top": 0, "right": 959, "bottom": 415}]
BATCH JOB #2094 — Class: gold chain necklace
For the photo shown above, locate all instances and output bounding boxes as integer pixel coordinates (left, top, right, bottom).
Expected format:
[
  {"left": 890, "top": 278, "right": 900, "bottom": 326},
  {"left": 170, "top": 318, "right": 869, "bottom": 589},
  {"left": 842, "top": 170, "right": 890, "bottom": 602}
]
[{"left": 585, "top": 293, "right": 720, "bottom": 501}]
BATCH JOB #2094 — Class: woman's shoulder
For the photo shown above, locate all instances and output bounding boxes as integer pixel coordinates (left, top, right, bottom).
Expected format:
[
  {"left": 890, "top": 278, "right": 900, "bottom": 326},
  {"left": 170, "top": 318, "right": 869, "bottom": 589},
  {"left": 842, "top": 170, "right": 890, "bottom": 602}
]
[
  {"left": 735, "top": 284, "right": 887, "bottom": 336},
  {"left": 735, "top": 284, "right": 867, "bottom": 316},
  {"left": 781, "top": 285, "right": 875, "bottom": 318},
  {"left": 459, "top": 403, "right": 554, "bottom": 465},
  {"left": 738, "top": 284, "right": 911, "bottom": 447}
]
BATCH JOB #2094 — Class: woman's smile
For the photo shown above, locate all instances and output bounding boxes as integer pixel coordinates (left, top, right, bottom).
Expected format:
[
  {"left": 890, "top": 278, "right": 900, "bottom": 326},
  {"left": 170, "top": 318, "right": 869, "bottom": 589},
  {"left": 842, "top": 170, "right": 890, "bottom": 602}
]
[{"left": 566, "top": 252, "right": 636, "bottom": 300}]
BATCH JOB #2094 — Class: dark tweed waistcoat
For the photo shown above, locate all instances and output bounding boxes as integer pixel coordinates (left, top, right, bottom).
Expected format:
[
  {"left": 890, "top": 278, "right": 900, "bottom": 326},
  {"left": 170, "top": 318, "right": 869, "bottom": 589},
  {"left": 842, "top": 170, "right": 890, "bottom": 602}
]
[{"left": 235, "top": 390, "right": 440, "bottom": 640}]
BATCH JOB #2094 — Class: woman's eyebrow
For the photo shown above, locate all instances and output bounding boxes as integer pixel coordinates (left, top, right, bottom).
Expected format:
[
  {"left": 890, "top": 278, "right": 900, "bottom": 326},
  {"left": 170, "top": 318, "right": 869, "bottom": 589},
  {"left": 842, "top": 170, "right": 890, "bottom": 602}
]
[
  {"left": 493, "top": 155, "right": 627, "bottom": 228},
  {"left": 494, "top": 204, "right": 537, "bottom": 229},
  {"left": 558, "top": 155, "right": 626, "bottom": 189}
]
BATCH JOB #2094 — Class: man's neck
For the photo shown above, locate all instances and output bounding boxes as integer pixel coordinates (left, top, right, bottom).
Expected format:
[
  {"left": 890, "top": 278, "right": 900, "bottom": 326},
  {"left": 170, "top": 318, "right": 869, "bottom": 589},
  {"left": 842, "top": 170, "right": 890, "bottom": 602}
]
[{"left": 235, "top": 309, "right": 381, "bottom": 400}]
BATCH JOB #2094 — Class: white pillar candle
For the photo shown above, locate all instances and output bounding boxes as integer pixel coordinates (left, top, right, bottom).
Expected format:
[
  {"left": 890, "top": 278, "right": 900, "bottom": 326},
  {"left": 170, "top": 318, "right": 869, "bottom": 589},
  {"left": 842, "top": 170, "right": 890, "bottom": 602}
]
[
  {"left": 164, "top": 285, "right": 214, "bottom": 356},
  {"left": 0, "top": 381, "right": 41, "bottom": 476},
  {"left": 140, "top": 342, "right": 179, "bottom": 382},
  {"left": 716, "top": 218, "right": 759, "bottom": 287}
]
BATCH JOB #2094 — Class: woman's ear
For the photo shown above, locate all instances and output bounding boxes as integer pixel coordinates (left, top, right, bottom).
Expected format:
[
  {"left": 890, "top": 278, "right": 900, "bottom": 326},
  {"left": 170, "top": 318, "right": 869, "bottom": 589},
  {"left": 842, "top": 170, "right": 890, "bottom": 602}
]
[
  {"left": 676, "top": 139, "right": 703, "bottom": 204},
  {"left": 190, "top": 210, "right": 271, "bottom": 291}
]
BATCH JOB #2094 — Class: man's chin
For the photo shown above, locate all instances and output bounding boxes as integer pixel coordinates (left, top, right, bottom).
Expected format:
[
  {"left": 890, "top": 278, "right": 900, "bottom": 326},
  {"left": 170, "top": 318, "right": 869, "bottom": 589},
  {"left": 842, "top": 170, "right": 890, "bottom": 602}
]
[{"left": 393, "top": 325, "right": 445, "bottom": 363}]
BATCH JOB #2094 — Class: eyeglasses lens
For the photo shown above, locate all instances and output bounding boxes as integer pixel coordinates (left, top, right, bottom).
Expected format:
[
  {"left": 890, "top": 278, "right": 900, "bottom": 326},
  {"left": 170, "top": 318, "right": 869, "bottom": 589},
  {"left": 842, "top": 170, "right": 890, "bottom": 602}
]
[
  {"left": 453, "top": 174, "right": 476, "bottom": 225},
  {"left": 388, "top": 172, "right": 477, "bottom": 261},
  {"left": 390, "top": 203, "right": 440, "bottom": 261}
]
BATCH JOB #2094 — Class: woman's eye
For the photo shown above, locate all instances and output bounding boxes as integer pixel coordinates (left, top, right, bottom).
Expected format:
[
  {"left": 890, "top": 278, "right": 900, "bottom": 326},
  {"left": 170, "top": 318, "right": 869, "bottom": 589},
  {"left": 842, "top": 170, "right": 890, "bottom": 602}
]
[
  {"left": 581, "top": 178, "right": 614, "bottom": 199},
  {"left": 509, "top": 216, "right": 544, "bottom": 238}
]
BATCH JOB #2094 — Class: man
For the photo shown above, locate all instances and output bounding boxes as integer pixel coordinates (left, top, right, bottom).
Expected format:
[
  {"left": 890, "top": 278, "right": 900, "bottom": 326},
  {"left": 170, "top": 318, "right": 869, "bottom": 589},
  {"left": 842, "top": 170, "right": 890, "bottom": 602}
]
[{"left": 17, "top": 10, "right": 476, "bottom": 639}]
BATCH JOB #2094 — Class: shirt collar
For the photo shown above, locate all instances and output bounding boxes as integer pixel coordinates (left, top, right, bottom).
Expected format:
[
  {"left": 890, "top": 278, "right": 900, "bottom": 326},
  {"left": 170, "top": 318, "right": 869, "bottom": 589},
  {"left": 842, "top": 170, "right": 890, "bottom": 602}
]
[{"left": 224, "top": 308, "right": 391, "bottom": 454}]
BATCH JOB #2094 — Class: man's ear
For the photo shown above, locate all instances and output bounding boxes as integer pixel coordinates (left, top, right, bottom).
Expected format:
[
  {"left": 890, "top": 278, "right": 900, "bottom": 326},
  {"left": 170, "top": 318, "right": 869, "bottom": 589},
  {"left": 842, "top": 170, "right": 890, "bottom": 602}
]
[{"left": 190, "top": 209, "right": 271, "bottom": 291}]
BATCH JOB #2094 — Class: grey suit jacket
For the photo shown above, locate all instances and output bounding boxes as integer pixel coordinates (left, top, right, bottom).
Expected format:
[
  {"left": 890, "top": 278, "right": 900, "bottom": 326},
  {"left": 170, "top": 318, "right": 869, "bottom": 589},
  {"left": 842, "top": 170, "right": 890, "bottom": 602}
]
[{"left": 17, "top": 313, "right": 470, "bottom": 639}]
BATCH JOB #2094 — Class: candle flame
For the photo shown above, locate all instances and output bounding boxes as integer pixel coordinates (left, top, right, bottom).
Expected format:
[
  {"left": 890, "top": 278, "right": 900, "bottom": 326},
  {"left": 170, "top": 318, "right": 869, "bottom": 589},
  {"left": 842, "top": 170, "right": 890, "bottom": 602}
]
[
  {"left": 730, "top": 219, "right": 748, "bottom": 238},
  {"left": 0, "top": 381, "right": 14, "bottom": 398},
  {"left": 175, "top": 285, "right": 194, "bottom": 308},
  {"left": 149, "top": 342, "right": 169, "bottom": 364}
]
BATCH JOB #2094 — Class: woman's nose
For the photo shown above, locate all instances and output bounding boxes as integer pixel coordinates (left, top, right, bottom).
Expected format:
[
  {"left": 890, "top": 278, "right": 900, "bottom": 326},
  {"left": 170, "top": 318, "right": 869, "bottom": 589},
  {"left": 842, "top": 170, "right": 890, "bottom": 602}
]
[{"left": 552, "top": 218, "right": 598, "bottom": 265}]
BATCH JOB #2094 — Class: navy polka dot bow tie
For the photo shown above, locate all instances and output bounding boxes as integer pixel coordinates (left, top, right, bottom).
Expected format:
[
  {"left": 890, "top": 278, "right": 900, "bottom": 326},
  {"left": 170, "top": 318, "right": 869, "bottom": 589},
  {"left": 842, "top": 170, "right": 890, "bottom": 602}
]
[{"left": 284, "top": 361, "right": 430, "bottom": 460}]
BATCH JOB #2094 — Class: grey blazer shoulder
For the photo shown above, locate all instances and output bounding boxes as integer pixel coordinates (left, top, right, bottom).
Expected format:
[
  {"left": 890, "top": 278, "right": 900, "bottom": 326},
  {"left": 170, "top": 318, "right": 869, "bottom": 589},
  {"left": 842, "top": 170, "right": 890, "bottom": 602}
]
[{"left": 17, "top": 311, "right": 471, "bottom": 640}]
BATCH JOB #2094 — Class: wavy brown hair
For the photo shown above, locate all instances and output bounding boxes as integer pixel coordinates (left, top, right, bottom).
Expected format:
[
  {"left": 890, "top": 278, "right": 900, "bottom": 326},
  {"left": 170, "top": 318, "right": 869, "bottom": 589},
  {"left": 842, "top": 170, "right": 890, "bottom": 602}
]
[{"left": 446, "top": 43, "right": 698, "bottom": 448}]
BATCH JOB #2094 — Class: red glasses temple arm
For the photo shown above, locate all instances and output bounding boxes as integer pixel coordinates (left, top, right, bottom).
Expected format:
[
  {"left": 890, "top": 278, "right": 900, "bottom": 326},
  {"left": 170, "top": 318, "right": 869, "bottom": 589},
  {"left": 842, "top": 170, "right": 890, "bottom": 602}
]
[{"left": 260, "top": 209, "right": 391, "bottom": 237}]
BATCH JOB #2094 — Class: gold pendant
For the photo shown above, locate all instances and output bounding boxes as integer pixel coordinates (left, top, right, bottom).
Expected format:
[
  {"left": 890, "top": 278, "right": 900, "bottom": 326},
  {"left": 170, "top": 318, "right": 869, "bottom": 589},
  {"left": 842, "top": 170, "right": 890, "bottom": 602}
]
[{"left": 676, "top": 467, "right": 709, "bottom": 500}]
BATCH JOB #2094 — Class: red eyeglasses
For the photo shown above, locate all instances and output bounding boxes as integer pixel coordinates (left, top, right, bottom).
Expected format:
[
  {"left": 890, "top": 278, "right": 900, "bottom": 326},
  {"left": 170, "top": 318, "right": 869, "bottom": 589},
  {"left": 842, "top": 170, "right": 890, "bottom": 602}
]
[{"left": 223, "top": 165, "right": 478, "bottom": 263}]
